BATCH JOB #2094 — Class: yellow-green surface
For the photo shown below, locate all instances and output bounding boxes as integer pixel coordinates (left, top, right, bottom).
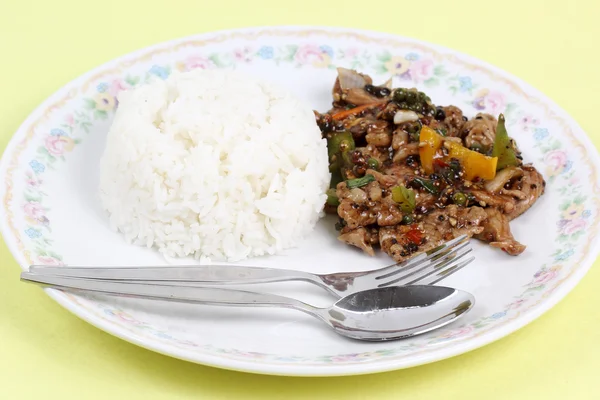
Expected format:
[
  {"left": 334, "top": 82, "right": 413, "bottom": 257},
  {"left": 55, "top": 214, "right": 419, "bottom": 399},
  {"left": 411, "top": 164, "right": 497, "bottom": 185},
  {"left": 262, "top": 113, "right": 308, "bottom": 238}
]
[{"left": 1, "top": 0, "right": 599, "bottom": 398}]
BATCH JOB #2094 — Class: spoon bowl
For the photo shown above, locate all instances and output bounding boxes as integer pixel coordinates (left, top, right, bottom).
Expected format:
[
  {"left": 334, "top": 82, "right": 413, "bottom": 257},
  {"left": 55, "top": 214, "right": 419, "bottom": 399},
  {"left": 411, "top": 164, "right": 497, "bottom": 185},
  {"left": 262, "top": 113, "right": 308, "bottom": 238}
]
[{"left": 325, "top": 285, "right": 474, "bottom": 341}]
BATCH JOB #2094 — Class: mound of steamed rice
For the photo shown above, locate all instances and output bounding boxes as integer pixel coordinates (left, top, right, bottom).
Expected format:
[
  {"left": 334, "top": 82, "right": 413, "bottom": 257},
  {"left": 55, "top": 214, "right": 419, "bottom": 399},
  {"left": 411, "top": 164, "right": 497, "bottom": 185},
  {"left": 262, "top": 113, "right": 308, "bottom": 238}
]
[{"left": 99, "top": 69, "right": 330, "bottom": 261}]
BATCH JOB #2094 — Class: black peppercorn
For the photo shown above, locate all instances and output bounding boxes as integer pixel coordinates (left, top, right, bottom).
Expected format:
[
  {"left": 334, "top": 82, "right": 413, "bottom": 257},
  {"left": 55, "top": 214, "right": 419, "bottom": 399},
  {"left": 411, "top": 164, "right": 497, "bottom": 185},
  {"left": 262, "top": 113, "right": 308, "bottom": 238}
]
[{"left": 434, "top": 107, "right": 446, "bottom": 121}]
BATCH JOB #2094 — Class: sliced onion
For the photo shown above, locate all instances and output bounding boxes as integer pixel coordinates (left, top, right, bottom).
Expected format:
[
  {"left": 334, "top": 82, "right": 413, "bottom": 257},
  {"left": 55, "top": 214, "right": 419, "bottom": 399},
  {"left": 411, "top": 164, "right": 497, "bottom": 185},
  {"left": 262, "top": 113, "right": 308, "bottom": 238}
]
[
  {"left": 337, "top": 67, "right": 367, "bottom": 90},
  {"left": 393, "top": 110, "right": 419, "bottom": 124},
  {"left": 347, "top": 187, "right": 368, "bottom": 202},
  {"left": 382, "top": 77, "right": 393, "bottom": 90},
  {"left": 345, "top": 88, "right": 379, "bottom": 105},
  {"left": 484, "top": 166, "right": 523, "bottom": 193}
]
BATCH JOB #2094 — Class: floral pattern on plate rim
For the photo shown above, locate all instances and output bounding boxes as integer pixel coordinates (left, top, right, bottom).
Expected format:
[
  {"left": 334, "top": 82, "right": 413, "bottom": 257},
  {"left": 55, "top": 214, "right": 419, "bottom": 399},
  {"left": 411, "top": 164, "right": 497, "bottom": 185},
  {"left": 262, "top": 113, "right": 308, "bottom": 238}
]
[{"left": 6, "top": 29, "right": 600, "bottom": 365}]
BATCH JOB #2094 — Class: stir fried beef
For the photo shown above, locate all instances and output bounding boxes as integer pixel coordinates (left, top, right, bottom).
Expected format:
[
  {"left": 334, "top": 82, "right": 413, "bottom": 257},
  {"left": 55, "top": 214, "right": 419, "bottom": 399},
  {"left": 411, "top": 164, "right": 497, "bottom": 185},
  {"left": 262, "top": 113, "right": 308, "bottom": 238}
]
[
  {"left": 475, "top": 208, "right": 526, "bottom": 256},
  {"left": 338, "top": 227, "right": 377, "bottom": 256},
  {"left": 420, "top": 206, "right": 488, "bottom": 244},
  {"left": 319, "top": 68, "right": 545, "bottom": 261},
  {"left": 505, "top": 165, "right": 546, "bottom": 220}
]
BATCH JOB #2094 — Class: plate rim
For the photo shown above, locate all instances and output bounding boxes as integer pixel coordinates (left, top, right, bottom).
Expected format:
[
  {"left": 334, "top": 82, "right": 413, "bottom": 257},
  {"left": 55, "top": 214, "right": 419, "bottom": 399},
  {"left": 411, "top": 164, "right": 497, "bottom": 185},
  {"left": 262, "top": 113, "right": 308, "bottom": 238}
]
[{"left": 2, "top": 25, "right": 599, "bottom": 376}]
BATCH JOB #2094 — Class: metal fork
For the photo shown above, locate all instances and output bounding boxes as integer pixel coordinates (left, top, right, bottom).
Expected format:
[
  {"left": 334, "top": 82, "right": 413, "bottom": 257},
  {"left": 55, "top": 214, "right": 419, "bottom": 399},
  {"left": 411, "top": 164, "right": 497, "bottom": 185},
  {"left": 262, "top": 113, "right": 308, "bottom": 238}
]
[{"left": 27, "top": 235, "right": 474, "bottom": 298}]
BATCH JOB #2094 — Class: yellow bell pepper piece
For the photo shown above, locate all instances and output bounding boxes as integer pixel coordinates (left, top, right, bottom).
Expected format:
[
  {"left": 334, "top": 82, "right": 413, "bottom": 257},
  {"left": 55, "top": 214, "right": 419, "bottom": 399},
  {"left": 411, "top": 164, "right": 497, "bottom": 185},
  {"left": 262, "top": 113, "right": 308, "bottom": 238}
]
[
  {"left": 446, "top": 141, "right": 498, "bottom": 181},
  {"left": 419, "top": 126, "right": 444, "bottom": 174}
]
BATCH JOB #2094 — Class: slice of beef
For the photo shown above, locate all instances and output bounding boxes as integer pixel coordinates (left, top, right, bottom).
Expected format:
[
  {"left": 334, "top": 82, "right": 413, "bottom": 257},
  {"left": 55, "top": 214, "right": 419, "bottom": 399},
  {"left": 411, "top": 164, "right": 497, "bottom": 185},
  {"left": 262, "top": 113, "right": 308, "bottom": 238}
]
[
  {"left": 338, "top": 227, "right": 375, "bottom": 256},
  {"left": 468, "top": 189, "right": 517, "bottom": 213},
  {"left": 475, "top": 208, "right": 526, "bottom": 255},
  {"left": 505, "top": 165, "right": 546, "bottom": 221},
  {"left": 421, "top": 205, "right": 488, "bottom": 244}
]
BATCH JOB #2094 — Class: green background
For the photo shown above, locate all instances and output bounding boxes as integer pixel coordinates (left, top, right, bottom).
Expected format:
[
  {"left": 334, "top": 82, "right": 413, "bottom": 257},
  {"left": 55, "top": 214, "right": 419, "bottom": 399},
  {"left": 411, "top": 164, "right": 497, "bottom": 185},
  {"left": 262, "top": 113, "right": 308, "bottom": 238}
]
[{"left": 1, "top": 0, "right": 599, "bottom": 398}]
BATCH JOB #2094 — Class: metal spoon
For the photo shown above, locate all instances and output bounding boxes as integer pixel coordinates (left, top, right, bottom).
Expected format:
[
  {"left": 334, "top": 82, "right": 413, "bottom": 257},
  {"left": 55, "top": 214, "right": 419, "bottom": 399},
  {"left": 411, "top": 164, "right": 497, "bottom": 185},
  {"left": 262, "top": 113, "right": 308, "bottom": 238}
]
[{"left": 21, "top": 272, "right": 474, "bottom": 341}]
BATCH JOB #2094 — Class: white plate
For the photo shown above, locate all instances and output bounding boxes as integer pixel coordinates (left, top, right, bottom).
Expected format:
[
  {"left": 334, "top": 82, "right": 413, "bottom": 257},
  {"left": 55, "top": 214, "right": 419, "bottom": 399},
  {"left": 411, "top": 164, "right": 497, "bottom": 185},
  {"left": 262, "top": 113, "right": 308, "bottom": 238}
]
[{"left": 1, "top": 26, "right": 599, "bottom": 376}]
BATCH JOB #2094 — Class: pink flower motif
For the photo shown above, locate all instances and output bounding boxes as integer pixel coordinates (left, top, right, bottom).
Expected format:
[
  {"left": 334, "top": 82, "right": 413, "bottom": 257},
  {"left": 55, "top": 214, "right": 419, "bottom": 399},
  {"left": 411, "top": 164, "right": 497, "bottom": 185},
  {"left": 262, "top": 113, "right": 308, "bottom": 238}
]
[
  {"left": 533, "top": 268, "right": 560, "bottom": 285},
  {"left": 64, "top": 114, "right": 75, "bottom": 127},
  {"left": 188, "top": 56, "right": 214, "bottom": 69},
  {"left": 437, "top": 324, "right": 475, "bottom": 340},
  {"left": 108, "top": 79, "right": 130, "bottom": 98},
  {"left": 26, "top": 172, "right": 40, "bottom": 187},
  {"left": 176, "top": 56, "right": 215, "bottom": 72},
  {"left": 24, "top": 201, "right": 44, "bottom": 220},
  {"left": 561, "top": 218, "right": 586, "bottom": 236},
  {"left": 329, "top": 355, "right": 358, "bottom": 362},
  {"left": 483, "top": 91, "right": 506, "bottom": 114},
  {"left": 345, "top": 47, "right": 360, "bottom": 58},
  {"left": 544, "top": 150, "right": 568, "bottom": 176},
  {"left": 519, "top": 114, "right": 539, "bottom": 131},
  {"left": 295, "top": 45, "right": 330, "bottom": 68},
  {"left": 233, "top": 47, "right": 253, "bottom": 63},
  {"left": 45, "top": 135, "right": 75, "bottom": 156},
  {"left": 37, "top": 255, "right": 63, "bottom": 266},
  {"left": 508, "top": 299, "right": 526, "bottom": 310},
  {"left": 409, "top": 59, "right": 434, "bottom": 82}
]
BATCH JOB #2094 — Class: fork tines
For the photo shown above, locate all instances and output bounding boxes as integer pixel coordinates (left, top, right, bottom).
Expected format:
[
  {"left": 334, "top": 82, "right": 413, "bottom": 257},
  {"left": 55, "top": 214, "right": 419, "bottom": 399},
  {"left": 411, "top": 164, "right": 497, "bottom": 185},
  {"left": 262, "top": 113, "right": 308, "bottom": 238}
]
[{"left": 375, "top": 235, "right": 473, "bottom": 288}]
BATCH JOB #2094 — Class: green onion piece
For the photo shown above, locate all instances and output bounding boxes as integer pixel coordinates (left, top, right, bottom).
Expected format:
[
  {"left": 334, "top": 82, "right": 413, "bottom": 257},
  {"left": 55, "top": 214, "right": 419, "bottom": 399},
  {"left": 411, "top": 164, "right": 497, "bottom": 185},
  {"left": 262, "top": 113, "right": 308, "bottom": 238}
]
[
  {"left": 391, "top": 185, "right": 416, "bottom": 213},
  {"left": 346, "top": 174, "right": 375, "bottom": 189},
  {"left": 326, "top": 189, "right": 340, "bottom": 207},
  {"left": 412, "top": 177, "right": 439, "bottom": 195},
  {"left": 491, "top": 114, "right": 520, "bottom": 170}
]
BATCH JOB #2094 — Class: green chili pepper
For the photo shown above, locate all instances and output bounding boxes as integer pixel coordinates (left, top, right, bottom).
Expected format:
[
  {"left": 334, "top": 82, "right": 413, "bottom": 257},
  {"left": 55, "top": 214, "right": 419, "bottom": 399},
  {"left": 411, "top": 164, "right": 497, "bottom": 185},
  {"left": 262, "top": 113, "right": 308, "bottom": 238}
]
[
  {"left": 329, "top": 169, "right": 343, "bottom": 189},
  {"left": 491, "top": 114, "right": 520, "bottom": 170},
  {"left": 326, "top": 188, "right": 340, "bottom": 207},
  {"left": 391, "top": 185, "right": 416, "bottom": 213},
  {"left": 412, "top": 177, "right": 439, "bottom": 195},
  {"left": 327, "top": 131, "right": 355, "bottom": 163},
  {"left": 346, "top": 174, "right": 375, "bottom": 189},
  {"left": 327, "top": 131, "right": 356, "bottom": 186}
]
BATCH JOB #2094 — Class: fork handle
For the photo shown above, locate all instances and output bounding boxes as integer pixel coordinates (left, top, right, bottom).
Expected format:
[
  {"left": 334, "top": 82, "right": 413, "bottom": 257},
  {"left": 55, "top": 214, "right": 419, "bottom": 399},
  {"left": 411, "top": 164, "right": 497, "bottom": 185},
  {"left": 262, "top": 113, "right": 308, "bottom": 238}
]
[
  {"left": 20, "top": 272, "right": 317, "bottom": 314},
  {"left": 28, "top": 264, "right": 319, "bottom": 286}
]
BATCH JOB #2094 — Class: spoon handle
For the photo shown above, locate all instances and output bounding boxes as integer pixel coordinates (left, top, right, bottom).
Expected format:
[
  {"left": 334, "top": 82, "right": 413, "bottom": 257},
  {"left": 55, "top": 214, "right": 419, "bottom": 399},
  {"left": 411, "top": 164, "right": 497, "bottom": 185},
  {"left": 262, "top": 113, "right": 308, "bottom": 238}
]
[{"left": 20, "top": 272, "right": 318, "bottom": 314}]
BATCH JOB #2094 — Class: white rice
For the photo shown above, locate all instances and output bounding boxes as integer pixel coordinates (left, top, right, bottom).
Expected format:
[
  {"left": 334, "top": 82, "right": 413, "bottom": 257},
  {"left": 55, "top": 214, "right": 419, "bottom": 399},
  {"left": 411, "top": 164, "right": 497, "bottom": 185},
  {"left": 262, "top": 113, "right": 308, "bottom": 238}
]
[{"left": 99, "top": 69, "right": 330, "bottom": 261}]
